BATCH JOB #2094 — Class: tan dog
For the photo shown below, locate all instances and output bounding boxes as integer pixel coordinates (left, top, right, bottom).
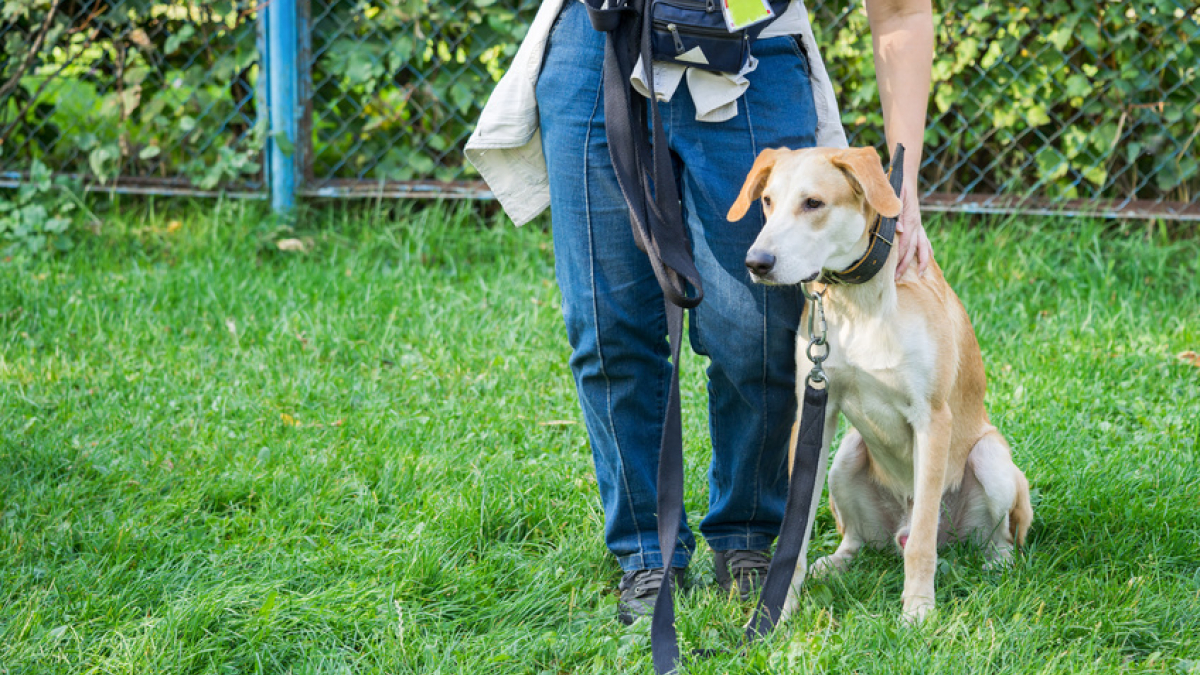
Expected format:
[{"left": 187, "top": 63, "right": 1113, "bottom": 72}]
[{"left": 727, "top": 146, "right": 1032, "bottom": 622}]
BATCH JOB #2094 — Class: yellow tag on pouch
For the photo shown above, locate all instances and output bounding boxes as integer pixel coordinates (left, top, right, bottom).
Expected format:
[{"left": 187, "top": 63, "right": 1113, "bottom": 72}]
[{"left": 720, "top": 0, "right": 776, "bottom": 31}]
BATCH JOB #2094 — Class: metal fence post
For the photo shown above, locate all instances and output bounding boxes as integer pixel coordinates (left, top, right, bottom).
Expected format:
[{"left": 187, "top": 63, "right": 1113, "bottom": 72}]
[{"left": 259, "top": 0, "right": 306, "bottom": 215}]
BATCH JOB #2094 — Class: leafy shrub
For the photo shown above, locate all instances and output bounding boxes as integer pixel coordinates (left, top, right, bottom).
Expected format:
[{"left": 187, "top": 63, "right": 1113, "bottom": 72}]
[
  {"left": 303, "top": 0, "right": 1199, "bottom": 201},
  {"left": 0, "top": 0, "right": 264, "bottom": 190},
  {"left": 813, "top": 0, "right": 1200, "bottom": 200},
  {"left": 307, "top": 0, "right": 536, "bottom": 183},
  {"left": 0, "top": 160, "right": 95, "bottom": 255}
]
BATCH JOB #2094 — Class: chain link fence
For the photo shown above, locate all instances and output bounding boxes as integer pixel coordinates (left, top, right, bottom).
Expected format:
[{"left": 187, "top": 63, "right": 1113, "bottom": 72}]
[
  {"left": 1, "top": 0, "right": 264, "bottom": 194},
  {"left": 3, "top": 0, "right": 1199, "bottom": 218}
]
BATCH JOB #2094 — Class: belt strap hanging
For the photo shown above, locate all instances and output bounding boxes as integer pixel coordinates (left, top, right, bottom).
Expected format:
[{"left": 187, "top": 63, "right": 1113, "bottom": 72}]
[
  {"left": 582, "top": 5, "right": 703, "bottom": 669},
  {"left": 585, "top": 0, "right": 704, "bottom": 310}
]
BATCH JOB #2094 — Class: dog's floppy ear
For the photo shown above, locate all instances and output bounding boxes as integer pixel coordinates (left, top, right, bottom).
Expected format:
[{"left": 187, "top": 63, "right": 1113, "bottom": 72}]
[
  {"left": 726, "top": 148, "right": 780, "bottom": 222},
  {"left": 831, "top": 147, "right": 902, "bottom": 219}
]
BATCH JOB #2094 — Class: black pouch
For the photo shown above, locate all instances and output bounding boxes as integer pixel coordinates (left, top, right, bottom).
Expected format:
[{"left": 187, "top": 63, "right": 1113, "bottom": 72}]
[{"left": 648, "top": 0, "right": 788, "bottom": 75}]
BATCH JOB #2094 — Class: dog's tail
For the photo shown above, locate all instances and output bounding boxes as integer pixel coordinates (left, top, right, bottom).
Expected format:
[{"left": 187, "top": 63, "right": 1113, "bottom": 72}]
[{"left": 1010, "top": 469, "right": 1033, "bottom": 548}]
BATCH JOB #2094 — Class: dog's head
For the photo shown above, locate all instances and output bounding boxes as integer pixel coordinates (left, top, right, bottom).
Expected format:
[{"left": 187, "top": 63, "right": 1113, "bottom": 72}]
[{"left": 726, "top": 147, "right": 902, "bottom": 285}]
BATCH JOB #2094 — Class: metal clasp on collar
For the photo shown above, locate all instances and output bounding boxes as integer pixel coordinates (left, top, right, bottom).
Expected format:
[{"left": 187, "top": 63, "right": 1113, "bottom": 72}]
[{"left": 803, "top": 285, "right": 829, "bottom": 389}]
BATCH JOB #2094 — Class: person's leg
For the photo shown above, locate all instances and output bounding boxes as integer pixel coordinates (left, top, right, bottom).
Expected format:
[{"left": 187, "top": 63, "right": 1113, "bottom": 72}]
[
  {"left": 663, "top": 35, "right": 820, "bottom": 552},
  {"left": 536, "top": 1, "right": 694, "bottom": 572}
]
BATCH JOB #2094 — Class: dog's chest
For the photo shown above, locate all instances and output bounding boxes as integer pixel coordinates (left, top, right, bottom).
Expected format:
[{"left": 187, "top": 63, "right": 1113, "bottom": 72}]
[{"left": 810, "top": 313, "right": 935, "bottom": 479}]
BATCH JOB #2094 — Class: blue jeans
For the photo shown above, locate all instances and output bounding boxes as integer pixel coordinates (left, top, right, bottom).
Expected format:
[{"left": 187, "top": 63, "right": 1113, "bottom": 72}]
[{"left": 536, "top": 1, "right": 818, "bottom": 572}]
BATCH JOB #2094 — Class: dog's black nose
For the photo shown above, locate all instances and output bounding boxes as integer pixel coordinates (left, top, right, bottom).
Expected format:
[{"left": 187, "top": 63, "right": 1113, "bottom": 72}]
[{"left": 745, "top": 249, "right": 776, "bottom": 276}]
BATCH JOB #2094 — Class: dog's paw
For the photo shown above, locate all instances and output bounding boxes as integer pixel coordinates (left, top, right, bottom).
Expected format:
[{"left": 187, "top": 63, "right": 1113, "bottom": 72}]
[
  {"left": 900, "top": 598, "right": 934, "bottom": 625},
  {"left": 810, "top": 554, "right": 849, "bottom": 577},
  {"left": 982, "top": 545, "right": 1016, "bottom": 572}
]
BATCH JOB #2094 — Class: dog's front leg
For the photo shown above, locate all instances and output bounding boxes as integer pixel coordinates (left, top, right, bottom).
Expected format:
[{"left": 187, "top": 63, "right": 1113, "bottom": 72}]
[
  {"left": 902, "top": 403, "right": 952, "bottom": 623},
  {"left": 778, "top": 401, "right": 838, "bottom": 624}
]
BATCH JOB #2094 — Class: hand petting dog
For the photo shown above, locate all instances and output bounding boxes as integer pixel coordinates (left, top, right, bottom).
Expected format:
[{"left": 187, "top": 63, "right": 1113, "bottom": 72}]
[{"left": 894, "top": 180, "right": 933, "bottom": 280}]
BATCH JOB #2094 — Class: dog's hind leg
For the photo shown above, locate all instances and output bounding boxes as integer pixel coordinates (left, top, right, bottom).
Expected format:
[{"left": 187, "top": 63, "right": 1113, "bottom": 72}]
[
  {"left": 953, "top": 429, "right": 1032, "bottom": 569},
  {"left": 811, "top": 429, "right": 900, "bottom": 577}
]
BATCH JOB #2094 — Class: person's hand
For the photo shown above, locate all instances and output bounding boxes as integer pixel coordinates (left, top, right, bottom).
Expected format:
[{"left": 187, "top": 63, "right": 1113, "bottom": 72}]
[{"left": 894, "top": 180, "right": 932, "bottom": 279}]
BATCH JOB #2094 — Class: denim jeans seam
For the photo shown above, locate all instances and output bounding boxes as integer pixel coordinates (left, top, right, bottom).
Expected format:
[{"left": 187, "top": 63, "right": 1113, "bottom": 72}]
[
  {"left": 750, "top": 44, "right": 811, "bottom": 544},
  {"left": 667, "top": 90, "right": 678, "bottom": 145},
  {"left": 583, "top": 70, "right": 648, "bottom": 567},
  {"left": 753, "top": 283, "right": 770, "bottom": 542}
]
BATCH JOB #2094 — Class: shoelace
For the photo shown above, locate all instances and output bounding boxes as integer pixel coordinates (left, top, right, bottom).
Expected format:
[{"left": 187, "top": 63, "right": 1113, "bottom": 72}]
[
  {"left": 624, "top": 568, "right": 668, "bottom": 597},
  {"left": 726, "top": 550, "right": 771, "bottom": 576}
]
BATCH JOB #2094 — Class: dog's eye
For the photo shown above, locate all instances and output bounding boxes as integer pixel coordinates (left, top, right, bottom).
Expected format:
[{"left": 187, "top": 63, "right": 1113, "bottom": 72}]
[
  {"left": 762, "top": 195, "right": 772, "bottom": 209},
  {"left": 804, "top": 198, "right": 824, "bottom": 210}
]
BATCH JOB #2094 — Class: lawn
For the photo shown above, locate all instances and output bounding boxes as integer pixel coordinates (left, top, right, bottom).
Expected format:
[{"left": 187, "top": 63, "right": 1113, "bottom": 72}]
[{"left": 1, "top": 201, "right": 1198, "bottom": 674}]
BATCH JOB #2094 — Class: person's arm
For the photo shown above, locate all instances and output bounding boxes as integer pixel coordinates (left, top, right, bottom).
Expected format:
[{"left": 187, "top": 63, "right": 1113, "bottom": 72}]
[{"left": 864, "top": 0, "right": 934, "bottom": 278}]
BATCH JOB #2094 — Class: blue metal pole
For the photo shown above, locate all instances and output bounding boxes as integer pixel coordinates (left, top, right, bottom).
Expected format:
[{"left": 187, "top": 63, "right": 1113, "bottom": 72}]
[{"left": 266, "top": 0, "right": 298, "bottom": 214}]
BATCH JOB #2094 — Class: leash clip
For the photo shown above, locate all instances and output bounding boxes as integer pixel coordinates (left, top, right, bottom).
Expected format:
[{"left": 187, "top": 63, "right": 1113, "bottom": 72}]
[{"left": 803, "top": 286, "right": 829, "bottom": 389}]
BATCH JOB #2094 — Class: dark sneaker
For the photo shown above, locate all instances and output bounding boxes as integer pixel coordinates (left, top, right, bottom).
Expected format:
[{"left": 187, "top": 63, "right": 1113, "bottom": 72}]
[
  {"left": 617, "top": 567, "right": 685, "bottom": 625},
  {"left": 713, "top": 549, "right": 771, "bottom": 601}
]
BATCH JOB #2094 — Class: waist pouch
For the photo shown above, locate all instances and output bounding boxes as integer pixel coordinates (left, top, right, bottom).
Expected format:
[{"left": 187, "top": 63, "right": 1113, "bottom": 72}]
[{"left": 649, "top": 0, "right": 790, "bottom": 74}]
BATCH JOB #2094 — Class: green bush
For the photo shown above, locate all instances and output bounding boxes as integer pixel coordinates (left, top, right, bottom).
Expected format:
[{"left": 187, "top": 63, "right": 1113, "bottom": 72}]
[
  {"left": 0, "top": 0, "right": 263, "bottom": 189},
  {"left": 812, "top": 0, "right": 1200, "bottom": 200},
  {"left": 306, "top": 0, "right": 1199, "bottom": 200},
  {"left": 0, "top": 160, "right": 97, "bottom": 255},
  {"left": 307, "top": 0, "right": 535, "bottom": 183}
]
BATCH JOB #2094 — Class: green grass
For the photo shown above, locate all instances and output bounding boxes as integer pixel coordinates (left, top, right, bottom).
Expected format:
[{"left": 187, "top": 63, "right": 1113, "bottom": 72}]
[{"left": 1, "top": 201, "right": 1198, "bottom": 674}]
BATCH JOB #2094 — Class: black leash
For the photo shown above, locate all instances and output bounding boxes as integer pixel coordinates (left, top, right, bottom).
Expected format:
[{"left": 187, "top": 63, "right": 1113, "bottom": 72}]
[
  {"left": 746, "top": 379, "right": 828, "bottom": 636},
  {"left": 745, "top": 281, "right": 830, "bottom": 641},
  {"left": 583, "top": 3, "right": 703, "bottom": 668},
  {"left": 650, "top": 299, "right": 687, "bottom": 673}
]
